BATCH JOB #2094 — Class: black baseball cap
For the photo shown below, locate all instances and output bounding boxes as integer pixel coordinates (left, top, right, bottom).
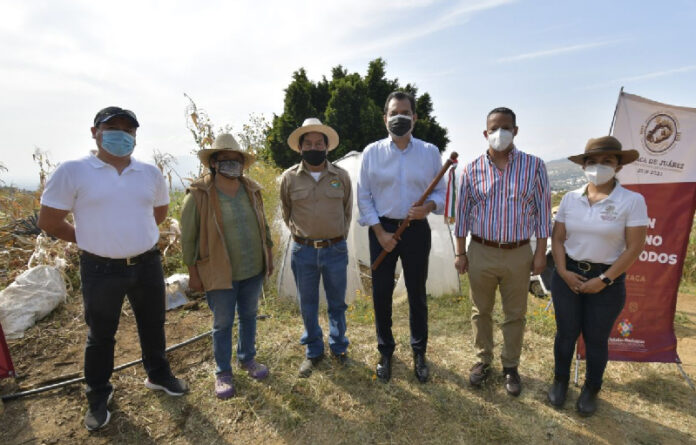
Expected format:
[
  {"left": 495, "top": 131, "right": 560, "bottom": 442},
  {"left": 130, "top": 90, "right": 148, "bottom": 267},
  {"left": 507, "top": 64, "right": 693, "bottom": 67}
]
[{"left": 93, "top": 106, "right": 139, "bottom": 128}]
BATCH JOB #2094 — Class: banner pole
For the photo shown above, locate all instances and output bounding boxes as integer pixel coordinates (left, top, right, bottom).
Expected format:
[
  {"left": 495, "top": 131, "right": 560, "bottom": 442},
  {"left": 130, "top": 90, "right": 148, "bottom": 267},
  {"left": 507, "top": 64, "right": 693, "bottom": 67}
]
[
  {"left": 676, "top": 361, "right": 696, "bottom": 391},
  {"left": 608, "top": 86, "right": 624, "bottom": 135},
  {"left": 574, "top": 355, "right": 579, "bottom": 386}
]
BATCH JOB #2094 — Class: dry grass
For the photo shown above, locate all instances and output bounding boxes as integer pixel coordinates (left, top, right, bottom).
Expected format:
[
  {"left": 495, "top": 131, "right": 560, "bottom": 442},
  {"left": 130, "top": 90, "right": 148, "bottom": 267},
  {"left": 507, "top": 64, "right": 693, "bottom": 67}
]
[{"left": 4, "top": 273, "right": 695, "bottom": 445}]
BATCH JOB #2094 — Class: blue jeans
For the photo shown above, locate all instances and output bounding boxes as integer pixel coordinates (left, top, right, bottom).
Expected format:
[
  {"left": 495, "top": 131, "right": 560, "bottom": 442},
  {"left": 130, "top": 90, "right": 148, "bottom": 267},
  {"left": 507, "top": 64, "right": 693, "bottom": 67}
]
[
  {"left": 290, "top": 240, "right": 349, "bottom": 358},
  {"left": 205, "top": 272, "right": 264, "bottom": 373}
]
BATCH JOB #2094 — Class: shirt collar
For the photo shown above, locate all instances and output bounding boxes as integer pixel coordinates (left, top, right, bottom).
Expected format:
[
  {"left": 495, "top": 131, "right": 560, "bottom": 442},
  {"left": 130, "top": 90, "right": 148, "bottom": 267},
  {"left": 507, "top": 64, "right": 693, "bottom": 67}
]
[
  {"left": 389, "top": 137, "right": 414, "bottom": 152},
  {"left": 298, "top": 159, "right": 333, "bottom": 176},
  {"left": 579, "top": 180, "right": 622, "bottom": 203},
  {"left": 87, "top": 153, "right": 141, "bottom": 172},
  {"left": 485, "top": 145, "right": 518, "bottom": 165}
]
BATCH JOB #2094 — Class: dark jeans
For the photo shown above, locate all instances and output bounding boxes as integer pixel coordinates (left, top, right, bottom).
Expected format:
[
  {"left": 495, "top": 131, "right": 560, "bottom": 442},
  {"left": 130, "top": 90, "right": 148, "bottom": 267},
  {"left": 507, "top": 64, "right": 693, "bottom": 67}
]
[
  {"left": 80, "top": 250, "right": 171, "bottom": 406},
  {"left": 551, "top": 264, "right": 625, "bottom": 390},
  {"left": 369, "top": 217, "right": 431, "bottom": 356}
]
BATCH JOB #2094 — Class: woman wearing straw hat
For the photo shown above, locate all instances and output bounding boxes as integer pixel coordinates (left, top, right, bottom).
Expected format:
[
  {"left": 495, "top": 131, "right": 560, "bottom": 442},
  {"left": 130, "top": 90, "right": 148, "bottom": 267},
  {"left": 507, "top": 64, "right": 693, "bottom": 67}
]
[
  {"left": 180, "top": 133, "right": 273, "bottom": 399},
  {"left": 548, "top": 136, "right": 648, "bottom": 416}
]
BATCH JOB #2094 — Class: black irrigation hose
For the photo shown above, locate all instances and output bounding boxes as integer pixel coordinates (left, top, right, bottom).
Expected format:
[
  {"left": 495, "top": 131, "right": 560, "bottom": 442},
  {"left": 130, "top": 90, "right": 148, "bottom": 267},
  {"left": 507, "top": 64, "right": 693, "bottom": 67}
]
[{"left": 1, "top": 330, "right": 213, "bottom": 402}]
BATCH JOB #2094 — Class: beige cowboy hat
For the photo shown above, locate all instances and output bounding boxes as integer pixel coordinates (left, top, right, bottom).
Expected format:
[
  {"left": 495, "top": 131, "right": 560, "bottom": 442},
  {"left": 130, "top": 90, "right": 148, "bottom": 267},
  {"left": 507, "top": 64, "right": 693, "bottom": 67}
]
[
  {"left": 197, "top": 133, "right": 255, "bottom": 169},
  {"left": 568, "top": 135, "right": 639, "bottom": 165},
  {"left": 287, "top": 118, "right": 339, "bottom": 153}
]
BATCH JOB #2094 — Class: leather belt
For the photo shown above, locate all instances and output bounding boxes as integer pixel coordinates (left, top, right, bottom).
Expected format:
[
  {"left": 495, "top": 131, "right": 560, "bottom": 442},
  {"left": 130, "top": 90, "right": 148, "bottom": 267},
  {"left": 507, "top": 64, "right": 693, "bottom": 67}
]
[
  {"left": 293, "top": 235, "right": 344, "bottom": 249},
  {"left": 565, "top": 255, "right": 610, "bottom": 275},
  {"left": 471, "top": 234, "right": 529, "bottom": 250},
  {"left": 80, "top": 245, "right": 160, "bottom": 266},
  {"left": 379, "top": 217, "right": 426, "bottom": 226}
]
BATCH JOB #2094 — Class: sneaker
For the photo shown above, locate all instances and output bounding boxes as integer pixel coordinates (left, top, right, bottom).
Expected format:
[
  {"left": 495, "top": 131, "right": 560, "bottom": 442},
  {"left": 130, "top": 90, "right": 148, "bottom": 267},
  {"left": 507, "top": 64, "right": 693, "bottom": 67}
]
[
  {"left": 144, "top": 375, "right": 189, "bottom": 396},
  {"left": 298, "top": 354, "right": 324, "bottom": 378},
  {"left": 469, "top": 362, "right": 491, "bottom": 386},
  {"left": 240, "top": 359, "right": 269, "bottom": 380},
  {"left": 84, "top": 390, "right": 113, "bottom": 431},
  {"left": 215, "top": 371, "right": 236, "bottom": 399}
]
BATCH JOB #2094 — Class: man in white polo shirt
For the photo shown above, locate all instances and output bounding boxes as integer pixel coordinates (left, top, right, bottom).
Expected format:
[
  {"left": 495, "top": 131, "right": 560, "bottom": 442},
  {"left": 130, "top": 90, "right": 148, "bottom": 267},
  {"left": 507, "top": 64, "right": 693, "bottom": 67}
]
[{"left": 38, "top": 106, "right": 188, "bottom": 431}]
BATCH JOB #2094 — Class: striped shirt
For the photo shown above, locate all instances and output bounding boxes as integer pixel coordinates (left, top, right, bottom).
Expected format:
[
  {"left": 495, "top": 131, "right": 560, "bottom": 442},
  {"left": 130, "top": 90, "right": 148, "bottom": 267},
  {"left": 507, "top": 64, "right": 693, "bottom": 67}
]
[{"left": 454, "top": 147, "right": 552, "bottom": 242}]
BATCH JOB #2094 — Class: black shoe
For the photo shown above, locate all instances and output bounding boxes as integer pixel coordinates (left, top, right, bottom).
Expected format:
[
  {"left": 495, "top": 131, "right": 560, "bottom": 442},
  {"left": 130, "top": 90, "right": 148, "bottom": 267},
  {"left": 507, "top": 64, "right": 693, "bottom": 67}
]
[
  {"left": 84, "top": 390, "right": 113, "bottom": 431},
  {"left": 469, "top": 362, "right": 490, "bottom": 386},
  {"left": 331, "top": 351, "right": 349, "bottom": 366},
  {"left": 576, "top": 384, "right": 599, "bottom": 417},
  {"left": 502, "top": 367, "right": 522, "bottom": 397},
  {"left": 376, "top": 354, "right": 392, "bottom": 382},
  {"left": 413, "top": 352, "right": 429, "bottom": 383},
  {"left": 145, "top": 375, "right": 189, "bottom": 396},
  {"left": 547, "top": 378, "right": 569, "bottom": 407}
]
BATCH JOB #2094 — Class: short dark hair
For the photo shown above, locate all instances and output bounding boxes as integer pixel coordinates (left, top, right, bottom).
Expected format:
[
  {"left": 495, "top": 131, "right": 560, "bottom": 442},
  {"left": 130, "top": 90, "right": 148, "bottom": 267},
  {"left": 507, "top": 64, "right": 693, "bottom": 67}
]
[
  {"left": 299, "top": 133, "right": 328, "bottom": 148},
  {"left": 487, "top": 107, "right": 516, "bottom": 126},
  {"left": 384, "top": 91, "right": 416, "bottom": 115}
]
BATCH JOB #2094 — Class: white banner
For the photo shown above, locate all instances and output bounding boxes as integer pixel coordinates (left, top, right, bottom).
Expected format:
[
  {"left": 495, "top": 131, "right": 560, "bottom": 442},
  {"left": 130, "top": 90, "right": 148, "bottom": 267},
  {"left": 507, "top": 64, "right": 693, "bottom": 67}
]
[{"left": 616, "top": 92, "right": 696, "bottom": 185}]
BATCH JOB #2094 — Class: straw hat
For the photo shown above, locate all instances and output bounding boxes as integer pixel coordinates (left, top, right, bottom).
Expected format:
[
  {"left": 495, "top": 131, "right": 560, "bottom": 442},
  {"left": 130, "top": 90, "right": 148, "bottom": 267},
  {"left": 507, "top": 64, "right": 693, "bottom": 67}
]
[
  {"left": 197, "top": 133, "right": 255, "bottom": 169},
  {"left": 287, "top": 118, "right": 339, "bottom": 153},
  {"left": 568, "top": 136, "right": 639, "bottom": 165}
]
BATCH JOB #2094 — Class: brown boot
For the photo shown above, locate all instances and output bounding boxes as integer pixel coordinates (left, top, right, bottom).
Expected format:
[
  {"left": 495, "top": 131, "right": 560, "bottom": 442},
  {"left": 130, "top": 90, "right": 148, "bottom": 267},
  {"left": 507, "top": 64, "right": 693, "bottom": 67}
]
[{"left": 469, "top": 362, "right": 490, "bottom": 386}]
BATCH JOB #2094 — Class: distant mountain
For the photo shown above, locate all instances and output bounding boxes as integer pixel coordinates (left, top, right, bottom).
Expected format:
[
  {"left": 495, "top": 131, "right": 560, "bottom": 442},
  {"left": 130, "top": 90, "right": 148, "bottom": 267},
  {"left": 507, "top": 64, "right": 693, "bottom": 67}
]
[{"left": 545, "top": 158, "right": 585, "bottom": 192}]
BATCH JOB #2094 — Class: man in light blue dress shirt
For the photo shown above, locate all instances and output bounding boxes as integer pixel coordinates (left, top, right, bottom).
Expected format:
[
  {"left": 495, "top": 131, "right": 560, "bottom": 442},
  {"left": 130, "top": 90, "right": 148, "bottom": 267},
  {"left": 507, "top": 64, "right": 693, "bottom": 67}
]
[{"left": 357, "top": 91, "right": 446, "bottom": 383}]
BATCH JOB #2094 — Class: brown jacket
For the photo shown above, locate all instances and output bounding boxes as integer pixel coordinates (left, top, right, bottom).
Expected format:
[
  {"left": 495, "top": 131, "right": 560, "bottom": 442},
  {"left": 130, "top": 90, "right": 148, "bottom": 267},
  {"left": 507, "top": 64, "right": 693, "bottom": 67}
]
[
  {"left": 280, "top": 161, "right": 352, "bottom": 240},
  {"left": 187, "top": 174, "right": 271, "bottom": 291}
]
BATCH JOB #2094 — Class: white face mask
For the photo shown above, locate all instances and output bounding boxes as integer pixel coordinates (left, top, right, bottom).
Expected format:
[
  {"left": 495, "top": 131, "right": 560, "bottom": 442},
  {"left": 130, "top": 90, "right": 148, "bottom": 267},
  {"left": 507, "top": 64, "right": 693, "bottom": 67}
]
[
  {"left": 584, "top": 164, "right": 616, "bottom": 185},
  {"left": 487, "top": 129, "right": 514, "bottom": 152}
]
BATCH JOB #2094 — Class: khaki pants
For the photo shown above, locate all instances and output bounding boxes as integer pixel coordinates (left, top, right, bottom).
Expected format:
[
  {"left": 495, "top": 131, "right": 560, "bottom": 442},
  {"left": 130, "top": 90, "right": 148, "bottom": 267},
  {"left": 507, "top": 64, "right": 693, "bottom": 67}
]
[{"left": 468, "top": 240, "right": 533, "bottom": 368}]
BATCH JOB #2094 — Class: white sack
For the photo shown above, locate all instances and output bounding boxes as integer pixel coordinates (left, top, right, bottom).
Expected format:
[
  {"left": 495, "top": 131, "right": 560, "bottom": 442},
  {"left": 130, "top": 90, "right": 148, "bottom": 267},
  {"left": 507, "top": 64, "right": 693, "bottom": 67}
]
[
  {"left": 165, "top": 273, "right": 190, "bottom": 310},
  {"left": 0, "top": 265, "right": 67, "bottom": 339}
]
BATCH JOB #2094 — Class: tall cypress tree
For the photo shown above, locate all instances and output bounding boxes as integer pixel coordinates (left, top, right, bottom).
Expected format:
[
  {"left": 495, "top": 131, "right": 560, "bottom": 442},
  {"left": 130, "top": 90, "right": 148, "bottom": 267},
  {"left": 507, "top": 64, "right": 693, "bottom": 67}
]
[{"left": 264, "top": 58, "right": 449, "bottom": 169}]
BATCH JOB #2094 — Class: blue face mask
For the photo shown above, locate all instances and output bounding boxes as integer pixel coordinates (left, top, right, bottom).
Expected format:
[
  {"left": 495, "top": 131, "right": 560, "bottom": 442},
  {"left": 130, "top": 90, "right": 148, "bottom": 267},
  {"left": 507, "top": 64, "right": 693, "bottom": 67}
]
[{"left": 101, "top": 130, "right": 135, "bottom": 157}]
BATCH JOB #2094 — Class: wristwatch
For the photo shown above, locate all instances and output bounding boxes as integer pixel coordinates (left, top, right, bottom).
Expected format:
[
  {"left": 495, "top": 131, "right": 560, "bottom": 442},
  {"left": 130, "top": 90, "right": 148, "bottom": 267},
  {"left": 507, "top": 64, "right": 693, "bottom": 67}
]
[{"left": 598, "top": 273, "right": 614, "bottom": 286}]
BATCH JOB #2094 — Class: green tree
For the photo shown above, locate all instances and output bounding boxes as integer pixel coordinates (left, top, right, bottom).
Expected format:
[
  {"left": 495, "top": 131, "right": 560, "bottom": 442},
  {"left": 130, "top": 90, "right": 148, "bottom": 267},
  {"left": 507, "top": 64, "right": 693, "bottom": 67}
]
[{"left": 266, "top": 58, "right": 449, "bottom": 169}]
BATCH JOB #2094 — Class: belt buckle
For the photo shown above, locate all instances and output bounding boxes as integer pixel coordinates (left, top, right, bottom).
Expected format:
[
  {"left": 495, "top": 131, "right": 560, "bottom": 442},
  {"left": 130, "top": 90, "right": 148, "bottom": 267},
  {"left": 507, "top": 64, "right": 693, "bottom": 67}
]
[
  {"left": 577, "top": 261, "right": 591, "bottom": 272},
  {"left": 126, "top": 256, "right": 135, "bottom": 266},
  {"left": 313, "top": 240, "right": 324, "bottom": 249}
]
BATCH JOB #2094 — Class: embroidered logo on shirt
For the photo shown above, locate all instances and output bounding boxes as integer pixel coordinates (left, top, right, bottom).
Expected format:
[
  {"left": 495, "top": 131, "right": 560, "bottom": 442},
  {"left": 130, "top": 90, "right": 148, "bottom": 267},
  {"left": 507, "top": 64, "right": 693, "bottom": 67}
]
[
  {"left": 330, "top": 179, "right": 341, "bottom": 188},
  {"left": 600, "top": 205, "right": 618, "bottom": 221}
]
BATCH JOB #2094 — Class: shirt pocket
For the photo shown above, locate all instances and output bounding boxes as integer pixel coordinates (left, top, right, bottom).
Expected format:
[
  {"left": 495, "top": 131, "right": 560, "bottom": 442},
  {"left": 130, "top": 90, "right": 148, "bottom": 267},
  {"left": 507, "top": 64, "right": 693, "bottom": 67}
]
[
  {"left": 508, "top": 178, "right": 535, "bottom": 202},
  {"left": 324, "top": 187, "right": 344, "bottom": 199},
  {"left": 290, "top": 188, "right": 312, "bottom": 201}
]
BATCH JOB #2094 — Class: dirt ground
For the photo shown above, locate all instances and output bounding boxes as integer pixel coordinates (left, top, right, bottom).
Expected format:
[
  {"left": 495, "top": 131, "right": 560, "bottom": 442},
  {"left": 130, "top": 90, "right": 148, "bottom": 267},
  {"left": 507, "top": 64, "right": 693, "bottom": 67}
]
[
  {"left": 675, "top": 292, "right": 696, "bottom": 380},
  {"left": 0, "top": 291, "right": 214, "bottom": 444},
  {"left": 0, "top": 290, "right": 695, "bottom": 444}
]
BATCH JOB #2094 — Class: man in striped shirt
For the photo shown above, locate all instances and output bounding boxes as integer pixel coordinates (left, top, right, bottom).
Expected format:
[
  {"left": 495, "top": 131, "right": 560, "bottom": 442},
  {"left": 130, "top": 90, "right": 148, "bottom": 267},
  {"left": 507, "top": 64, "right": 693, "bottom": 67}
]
[{"left": 454, "top": 107, "right": 552, "bottom": 396}]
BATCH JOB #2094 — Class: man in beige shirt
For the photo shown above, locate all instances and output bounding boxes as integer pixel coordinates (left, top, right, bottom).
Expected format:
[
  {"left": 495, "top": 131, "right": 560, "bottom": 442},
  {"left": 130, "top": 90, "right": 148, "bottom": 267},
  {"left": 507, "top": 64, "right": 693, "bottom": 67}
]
[{"left": 280, "top": 118, "right": 352, "bottom": 377}]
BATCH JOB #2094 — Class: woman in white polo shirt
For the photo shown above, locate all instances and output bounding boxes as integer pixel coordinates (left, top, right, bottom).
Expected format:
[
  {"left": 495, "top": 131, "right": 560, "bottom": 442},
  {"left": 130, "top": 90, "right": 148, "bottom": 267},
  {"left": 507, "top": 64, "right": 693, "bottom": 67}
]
[{"left": 548, "top": 136, "right": 648, "bottom": 416}]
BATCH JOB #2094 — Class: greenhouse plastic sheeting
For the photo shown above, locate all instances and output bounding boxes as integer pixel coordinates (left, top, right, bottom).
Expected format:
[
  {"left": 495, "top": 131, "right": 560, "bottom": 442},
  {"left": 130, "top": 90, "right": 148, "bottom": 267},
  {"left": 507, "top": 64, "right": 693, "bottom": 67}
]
[{"left": 276, "top": 151, "right": 460, "bottom": 302}]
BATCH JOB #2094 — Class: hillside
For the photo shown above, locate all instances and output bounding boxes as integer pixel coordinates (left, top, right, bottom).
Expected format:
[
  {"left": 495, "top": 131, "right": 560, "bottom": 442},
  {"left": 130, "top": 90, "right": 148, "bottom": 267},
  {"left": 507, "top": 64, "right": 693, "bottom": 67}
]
[{"left": 545, "top": 158, "right": 585, "bottom": 192}]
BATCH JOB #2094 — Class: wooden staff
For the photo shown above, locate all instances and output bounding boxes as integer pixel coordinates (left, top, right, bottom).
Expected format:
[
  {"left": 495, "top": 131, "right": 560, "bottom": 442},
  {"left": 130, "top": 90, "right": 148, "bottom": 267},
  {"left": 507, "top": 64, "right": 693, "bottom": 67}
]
[{"left": 371, "top": 151, "right": 459, "bottom": 270}]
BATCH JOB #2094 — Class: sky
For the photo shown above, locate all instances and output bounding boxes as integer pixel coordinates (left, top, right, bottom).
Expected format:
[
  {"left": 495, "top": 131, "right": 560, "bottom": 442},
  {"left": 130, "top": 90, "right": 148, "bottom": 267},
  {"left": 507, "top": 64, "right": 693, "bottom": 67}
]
[{"left": 1, "top": 0, "right": 696, "bottom": 188}]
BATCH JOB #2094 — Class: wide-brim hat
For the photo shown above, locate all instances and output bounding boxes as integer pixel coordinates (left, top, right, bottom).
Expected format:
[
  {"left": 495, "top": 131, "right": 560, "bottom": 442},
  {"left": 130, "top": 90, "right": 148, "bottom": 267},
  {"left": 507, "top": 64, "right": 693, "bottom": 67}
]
[
  {"left": 197, "top": 133, "right": 255, "bottom": 169},
  {"left": 568, "top": 135, "right": 640, "bottom": 165},
  {"left": 287, "top": 118, "right": 339, "bottom": 153}
]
